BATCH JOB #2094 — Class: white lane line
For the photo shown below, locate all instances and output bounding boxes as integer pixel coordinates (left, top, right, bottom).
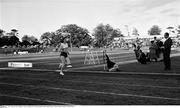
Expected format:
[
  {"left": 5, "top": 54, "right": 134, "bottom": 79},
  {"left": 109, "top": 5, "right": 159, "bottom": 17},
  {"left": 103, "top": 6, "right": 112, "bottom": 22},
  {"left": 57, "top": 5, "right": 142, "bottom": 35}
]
[
  {"left": 1, "top": 82, "right": 180, "bottom": 101},
  {"left": 1, "top": 75, "right": 179, "bottom": 89},
  {"left": 0, "top": 53, "right": 179, "bottom": 75},
  {"left": 61, "top": 79, "right": 180, "bottom": 89},
  {"left": 0, "top": 66, "right": 180, "bottom": 76},
  {"left": 0, "top": 94, "right": 73, "bottom": 105},
  {"left": 1, "top": 71, "right": 170, "bottom": 83},
  {"left": 66, "top": 70, "right": 180, "bottom": 76},
  {"left": 0, "top": 56, "right": 136, "bottom": 72},
  {"left": 1, "top": 71, "right": 177, "bottom": 83},
  {"left": 0, "top": 68, "right": 56, "bottom": 72},
  {"left": 70, "top": 60, "right": 137, "bottom": 70}
]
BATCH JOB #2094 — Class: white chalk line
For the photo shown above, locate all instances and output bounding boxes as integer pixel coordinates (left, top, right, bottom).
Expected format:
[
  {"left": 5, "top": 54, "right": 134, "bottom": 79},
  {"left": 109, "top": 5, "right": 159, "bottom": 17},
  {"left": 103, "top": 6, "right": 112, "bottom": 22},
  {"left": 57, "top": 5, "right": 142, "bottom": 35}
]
[
  {"left": 0, "top": 75, "right": 179, "bottom": 89},
  {"left": 69, "top": 59, "right": 137, "bottom": 70},
  {"left": 0, "top": 65, "right": 180, "bottom": 76},
  {"left": 71, "top": 53, "right": 180, "bottom": 70},
  {"left": 0, "top": 53, "right": 180, "bottom": 75},
  {"left": 0, "top": 82, "right": 180, "bottom": 101},
  {"left": 0, "top": 53, "right": 134, "bottom": 66},
  {"left": 0, "top": 93, "right": 73, "bottom": 105},
  {"left": 2, "top": 70, "right": 174, "bottom": 85},
  {"left": 0, "top": 54, "right": 136, "bottom": 72}
]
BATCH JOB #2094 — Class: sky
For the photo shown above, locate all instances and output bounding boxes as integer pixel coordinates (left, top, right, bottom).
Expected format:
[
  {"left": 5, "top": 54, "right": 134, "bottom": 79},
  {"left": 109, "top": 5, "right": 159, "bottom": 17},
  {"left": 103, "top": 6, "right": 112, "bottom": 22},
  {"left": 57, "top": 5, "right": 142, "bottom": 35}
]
[{"left": 0, "top": 0, "right": 180, "bottom": 39}]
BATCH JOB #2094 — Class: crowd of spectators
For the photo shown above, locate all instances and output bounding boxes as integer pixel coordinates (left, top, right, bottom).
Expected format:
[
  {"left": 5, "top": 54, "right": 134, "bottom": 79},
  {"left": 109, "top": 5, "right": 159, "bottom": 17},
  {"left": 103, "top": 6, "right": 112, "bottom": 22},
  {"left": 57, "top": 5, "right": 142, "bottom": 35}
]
[{"left": 111, "top": 35, "right": 180, "bottom": 50}]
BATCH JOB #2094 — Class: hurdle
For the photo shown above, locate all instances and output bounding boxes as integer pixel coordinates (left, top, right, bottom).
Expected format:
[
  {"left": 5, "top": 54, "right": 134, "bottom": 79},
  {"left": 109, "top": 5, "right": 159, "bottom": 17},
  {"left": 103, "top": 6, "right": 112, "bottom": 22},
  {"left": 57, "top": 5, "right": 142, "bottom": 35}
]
[
  {"left": 84, "top": 50, "right": 100, "bottom": 64},
  {"left": 102, "top": 50, "right": 107, "bottom": 71}
]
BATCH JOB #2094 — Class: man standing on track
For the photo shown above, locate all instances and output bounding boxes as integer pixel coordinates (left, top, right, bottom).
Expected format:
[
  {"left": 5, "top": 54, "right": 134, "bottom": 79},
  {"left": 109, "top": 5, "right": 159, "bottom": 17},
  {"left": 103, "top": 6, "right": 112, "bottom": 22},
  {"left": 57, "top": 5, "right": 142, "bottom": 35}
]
[
  {"left": 162, "top": 32, "right": 172, "bottom": 70},
  {"left": 58, "top": 37, "right": 72, "bottom": 75}
]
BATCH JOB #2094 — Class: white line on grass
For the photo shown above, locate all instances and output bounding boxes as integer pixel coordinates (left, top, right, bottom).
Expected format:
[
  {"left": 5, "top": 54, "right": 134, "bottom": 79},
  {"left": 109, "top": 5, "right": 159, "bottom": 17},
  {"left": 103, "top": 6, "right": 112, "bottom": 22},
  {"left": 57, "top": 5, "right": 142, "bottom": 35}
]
[
  {"left": 1, "top": 82, "right": 180, "bottom": 101},
  {"left": 0, "top": 94, "right": 73, "bottom": 105},
  {"left": 1, "top": 75, "right": 179, "bottom": 89}
]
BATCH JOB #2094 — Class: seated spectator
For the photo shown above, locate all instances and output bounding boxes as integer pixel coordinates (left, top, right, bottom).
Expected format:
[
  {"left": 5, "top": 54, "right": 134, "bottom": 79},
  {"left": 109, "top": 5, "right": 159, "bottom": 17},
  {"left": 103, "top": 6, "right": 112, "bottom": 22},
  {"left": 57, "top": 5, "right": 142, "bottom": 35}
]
[
  {"left": 133, "top": 44, "right": 147, "bottom": 64},
  {"left": 149, "top": 41, "right": 158, "bottom": 62},
  {"left": 104, "top": 51, "right": 120, "bottom": 72}
]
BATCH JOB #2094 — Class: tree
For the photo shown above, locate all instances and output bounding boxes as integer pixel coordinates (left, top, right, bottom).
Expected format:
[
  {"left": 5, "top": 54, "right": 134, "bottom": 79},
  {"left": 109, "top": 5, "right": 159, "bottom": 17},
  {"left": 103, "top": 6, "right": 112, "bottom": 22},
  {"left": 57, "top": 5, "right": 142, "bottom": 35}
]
[
  {"left": 11, "top": 29, "right": 18, "bottom": 32},
  {"left": 111, "top": 28, "right": 123, "bottom": 38},
  {"left": 11, "top": 29, "right": 18, "bottom": 37},
  {"left": 40, "top": 32, "right": 53, "bottom": 46},
  {"left": 0, "top": 29, "right": 21, "bottom": 47},
  {"left": 167, "top": 26, "right": 175, "bottom": 34},
  {"left": 0, "top": 29, "right": 5, "bottom": 37},
  {"left": 29, "top": 36, "right": 39, "bottom": 45},
  {"left": 93, "top": 23, "right": 116, "bottom": 47},
  {"left": 22, "top": 35, "right": 40, "bottom": 46},
  {"left": 148, "top": 25, "right": 161, "bottom": 35},
  {"left": 52, "top": 30, "right": 67, "bottom": 46},
  {"left": 0, "top": 38, "right": 2, "bottom": 47},
  {"left": 93, "top": 24, "right": 107, "bottom": 47},
  {"left": 1, "top": 36, "right": 9, "bottom": 46},
  {"left": 176, "top": 25, "right": 180, "bottom": 34},
  {"left": 0, "top": 29, "right": 5, "bottom": 46},
  {"left": 132, "top": 28, "right": 139, "bottom": 36},
  {"left": 9, "top": 36, "right": 20, "bottom": 46},
  {"left": 22, "top": 35, "right": 29, "bottom": 42},
  {"left": 20, "top": 40, "right": 31, "bottom": 47},
  {"left": 55, "top": 24, "right": 92, "bottom": 47},
  {"left": 105, "top": 24, "right": 114, "bottom": 46}
]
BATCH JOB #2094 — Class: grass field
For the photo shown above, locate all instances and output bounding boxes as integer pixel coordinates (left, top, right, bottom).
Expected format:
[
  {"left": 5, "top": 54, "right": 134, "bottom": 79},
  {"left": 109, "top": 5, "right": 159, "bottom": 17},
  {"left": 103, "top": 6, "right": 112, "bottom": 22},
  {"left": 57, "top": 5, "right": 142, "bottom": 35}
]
[{"left": 0, "top": 49, "right": 180, "bottom": 105}]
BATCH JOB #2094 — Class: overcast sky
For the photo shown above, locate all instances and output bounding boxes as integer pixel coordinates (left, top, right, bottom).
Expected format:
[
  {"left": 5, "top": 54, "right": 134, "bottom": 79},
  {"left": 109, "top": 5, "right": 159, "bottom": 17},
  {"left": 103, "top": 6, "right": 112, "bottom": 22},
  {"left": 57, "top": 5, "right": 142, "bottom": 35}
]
[{"left": 1, "top": 0, "right": 180, "bottom": 39}]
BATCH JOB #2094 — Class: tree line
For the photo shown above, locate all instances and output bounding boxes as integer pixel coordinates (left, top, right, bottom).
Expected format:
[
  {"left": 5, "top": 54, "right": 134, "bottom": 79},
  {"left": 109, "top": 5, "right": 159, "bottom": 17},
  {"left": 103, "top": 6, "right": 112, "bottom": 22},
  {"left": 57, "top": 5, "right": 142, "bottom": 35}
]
[
  {"left": 0, "top": 29, "right": 40, "bottom": 48},
  {"left": 1, "top": 24, "right": 180, "bottom": 48}
]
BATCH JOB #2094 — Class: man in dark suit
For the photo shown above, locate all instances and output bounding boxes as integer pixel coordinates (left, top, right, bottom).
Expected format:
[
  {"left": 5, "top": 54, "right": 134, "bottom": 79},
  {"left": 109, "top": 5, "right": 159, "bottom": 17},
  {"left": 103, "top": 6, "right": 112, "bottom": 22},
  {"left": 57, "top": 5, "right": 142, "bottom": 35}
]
[{"left": 163, "top": 32, "right": 172, "bottom": 70}]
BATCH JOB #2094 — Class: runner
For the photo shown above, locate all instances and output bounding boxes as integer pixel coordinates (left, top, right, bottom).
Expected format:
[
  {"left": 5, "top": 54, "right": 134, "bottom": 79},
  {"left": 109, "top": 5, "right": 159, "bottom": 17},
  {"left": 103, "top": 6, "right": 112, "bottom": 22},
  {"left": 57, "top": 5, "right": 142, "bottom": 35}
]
[{"left": 58, "top": 37, "right": 72, "bottom": 75}]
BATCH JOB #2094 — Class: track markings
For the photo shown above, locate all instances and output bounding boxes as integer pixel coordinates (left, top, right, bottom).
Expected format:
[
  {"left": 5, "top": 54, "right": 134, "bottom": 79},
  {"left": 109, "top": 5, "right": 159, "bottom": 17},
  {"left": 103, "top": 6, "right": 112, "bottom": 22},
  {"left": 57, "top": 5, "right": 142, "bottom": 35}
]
[
  {"left": 1, "top": 82, "right": 180, "bottom": 101},
  {"left": 0, "top": 94, "right": 73, "bottom": 105},
  {"left": 1, "top": 75, "right": 179, "bottom": 89},
  {"left": 0, "top": 66, "right": 180, "bottom": 76}
]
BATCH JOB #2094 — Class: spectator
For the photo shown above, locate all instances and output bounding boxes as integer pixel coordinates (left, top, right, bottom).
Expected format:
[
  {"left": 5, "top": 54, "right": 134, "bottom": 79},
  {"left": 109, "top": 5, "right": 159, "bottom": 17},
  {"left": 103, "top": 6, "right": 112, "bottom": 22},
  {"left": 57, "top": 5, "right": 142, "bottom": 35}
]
[
  {"left": 156, "top": 39, "right": 164, "bottom": 61},
  {"left": 149, "top": 41, "right": 158, "bottom": 62},
  {"left": 162, "top": 32, "right": 172, "bottom": 70}
]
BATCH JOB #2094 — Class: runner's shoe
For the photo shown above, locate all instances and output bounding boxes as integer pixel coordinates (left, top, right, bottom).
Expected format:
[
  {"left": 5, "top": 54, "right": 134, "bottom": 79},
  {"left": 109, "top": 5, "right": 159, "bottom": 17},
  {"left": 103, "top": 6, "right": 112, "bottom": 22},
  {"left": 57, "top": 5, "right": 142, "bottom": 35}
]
[
  {"left": 59, "top": 70, "right": 64, "bottom": 76},
  {"left": 67, "top": 65, "right": 72, "bottom": 68}
]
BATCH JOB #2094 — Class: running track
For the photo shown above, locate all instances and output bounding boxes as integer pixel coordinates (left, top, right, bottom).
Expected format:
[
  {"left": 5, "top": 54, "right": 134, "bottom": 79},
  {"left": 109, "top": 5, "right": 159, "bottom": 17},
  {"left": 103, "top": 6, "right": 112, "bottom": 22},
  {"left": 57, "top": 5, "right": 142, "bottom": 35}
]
[{"left": 0, "top": 50, "right": 180, "bottom": 105}]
